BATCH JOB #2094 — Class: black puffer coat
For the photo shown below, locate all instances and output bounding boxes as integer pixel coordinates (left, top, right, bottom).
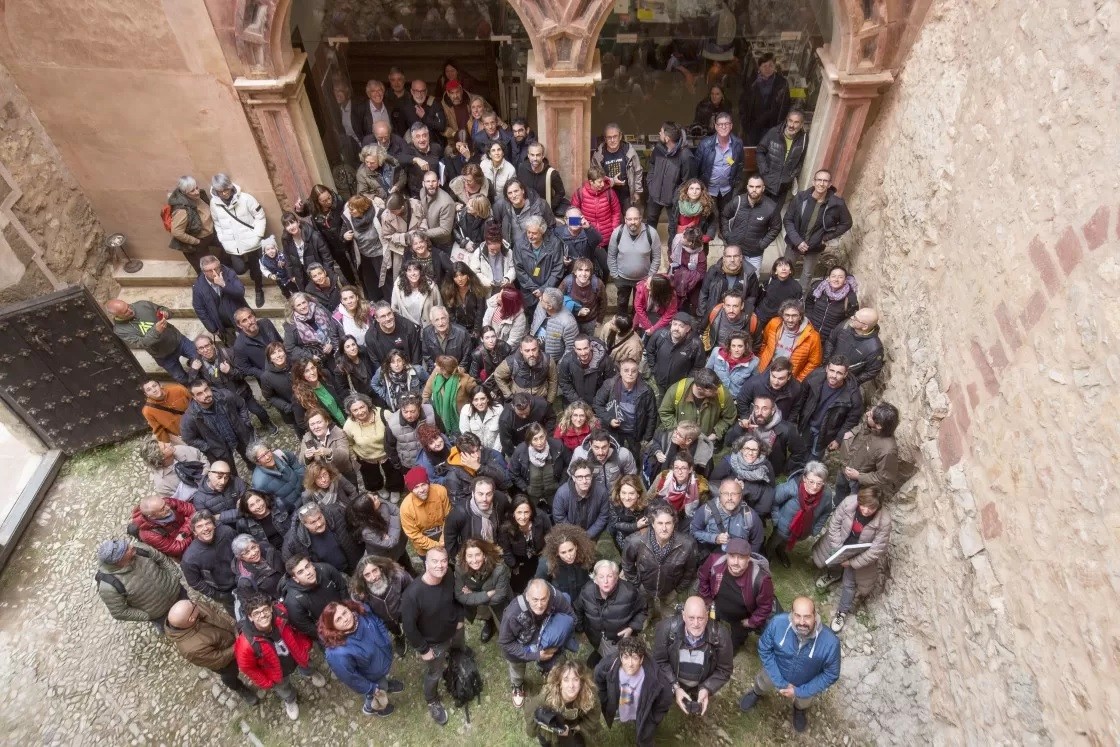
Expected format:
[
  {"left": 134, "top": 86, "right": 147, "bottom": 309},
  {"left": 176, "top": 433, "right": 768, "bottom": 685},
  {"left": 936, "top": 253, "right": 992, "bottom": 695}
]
[{"left": 576, "top": 577, "right": 648, "bottom": 646}]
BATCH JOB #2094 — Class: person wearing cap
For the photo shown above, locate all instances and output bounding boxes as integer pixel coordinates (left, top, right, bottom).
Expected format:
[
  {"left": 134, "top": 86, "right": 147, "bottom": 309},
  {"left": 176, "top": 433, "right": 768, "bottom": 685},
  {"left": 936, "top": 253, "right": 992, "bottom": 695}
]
[
  {"left": 657, "top": 367, "right": 736, "bottom": 447},
  {"left": 165, "top": 598, "right": 261, "bottom": 706},
  {"left": 698, "top": 537, "right": 775, "bottom": 650},
  {"left": 643, "top": 312, "right": 707, "bottom": 393},
  {"left": 95, "top": 539, "right": 187, "bottom": 633},
  {"left": 399, "top": 466, "right": 452, "bottom": 557}
]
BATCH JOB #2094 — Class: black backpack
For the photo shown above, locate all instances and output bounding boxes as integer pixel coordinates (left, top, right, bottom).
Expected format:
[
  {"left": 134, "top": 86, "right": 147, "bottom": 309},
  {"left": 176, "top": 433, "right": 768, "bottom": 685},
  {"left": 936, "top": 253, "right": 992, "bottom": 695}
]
[
  {"left": 442, "top": 646, "right": 484, "bottom": 723},
  {"left": 95, "top": 547, "right": 151, "bottom": 595},
  {"left": 174, "top": 460, "right": 207, "bottom": 489}
]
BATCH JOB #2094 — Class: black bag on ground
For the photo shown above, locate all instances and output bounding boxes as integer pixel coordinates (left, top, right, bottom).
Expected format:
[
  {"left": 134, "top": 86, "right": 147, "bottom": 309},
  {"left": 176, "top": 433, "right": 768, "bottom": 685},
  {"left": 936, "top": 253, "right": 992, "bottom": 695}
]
[{"left": 443, "top": 646, "right": 484, "bottom": 723}]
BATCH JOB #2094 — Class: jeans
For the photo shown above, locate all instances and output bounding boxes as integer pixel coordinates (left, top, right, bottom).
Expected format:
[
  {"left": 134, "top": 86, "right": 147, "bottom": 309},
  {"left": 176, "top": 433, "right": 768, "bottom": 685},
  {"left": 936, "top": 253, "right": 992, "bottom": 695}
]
[
  {"left": 754, "top": 668, "right": 815, "bottom": 710},
  {"left": 782, "top": 245, "right": 820, "bottom": 290},
  {"left": 422, "top": 628, "right": 465, "bottom": 703},
  {"left": 152, "top": 334, "right": 198, "bottom": 385},
  {"left": 273, "top": 676, "right": 297, "bottom": 704},
  {"left": 227, "top": 250, "right": 264, "bottom": 292},
  {"left": 744, "top": 254, "right": 764, "bottom": 277},
  {"left": 838, "top": 566, "right": 859, "bottom": 613},
  {"left": 507, "top": 650, "right": 565, "bottom": 688}
]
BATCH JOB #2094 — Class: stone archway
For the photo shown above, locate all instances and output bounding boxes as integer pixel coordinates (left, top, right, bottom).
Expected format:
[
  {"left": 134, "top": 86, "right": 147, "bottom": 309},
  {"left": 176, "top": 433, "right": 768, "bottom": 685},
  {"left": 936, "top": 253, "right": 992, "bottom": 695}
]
[{"left": 212, "top": 0, "right": 932, "bottom": 205}]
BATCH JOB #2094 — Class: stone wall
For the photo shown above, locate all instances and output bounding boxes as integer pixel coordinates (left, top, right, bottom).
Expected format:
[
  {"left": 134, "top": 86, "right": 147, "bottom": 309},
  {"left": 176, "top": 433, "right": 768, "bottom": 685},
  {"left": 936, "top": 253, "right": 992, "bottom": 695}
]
[
  {"left": 840, "top": 0, "right": 1119, "bottom": 744},
  {"left": 0, "top": 62, "right": 113, "bottom": 305}
]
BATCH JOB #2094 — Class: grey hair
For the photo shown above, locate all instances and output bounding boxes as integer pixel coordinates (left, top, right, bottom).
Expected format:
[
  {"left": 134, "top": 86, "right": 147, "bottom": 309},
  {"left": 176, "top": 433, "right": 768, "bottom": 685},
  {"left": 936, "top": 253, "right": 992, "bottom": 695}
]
[
  {"left": 199, "top": 255, "right": 222, "bottom": 269},
  {"left": 719, "top": 477, "right": 744, "bottom": 495},
  {"left": 524, "top": 215, "right": 549, "bottom": 233},
  {"left": 247, "top": 441, "right": 271, "bottom": 462},
  {"left": 289, "top": 292, "right": 311, "bottom": 310},
  {"left": 231, "top": 534, "right": 258, "bottom": 557},
  {"left": 803, "top": 461, "right": 828, "bottom": 482},
  {"left": 540, "top": 287, "right": 563, "bottom": 310},
  {"left": 139, "top": 437, "right": 165, "bottom": 469},
  {"left": 210, "top": 173, "right": 233, "bottom": 192},
  {"left": 176, "top": 175, "right": 197, "bottom": 193},
  {"left": 359, "top": 144, "right": 387, "bottom": 164},
  {"left": 365, "top": 79, "right": 385, "bottom": 93},
  {"left": 193, "top": 331, "right": 215, "bottom": 346},
  {"left": 593, "top": 559, "right": 619, "bottom": 576},
  {"left": 344, "top": 393, "right": 374, "bottom": 414},
  {"left": 429, "top": 305, "right": 449, "bottom": 320}
]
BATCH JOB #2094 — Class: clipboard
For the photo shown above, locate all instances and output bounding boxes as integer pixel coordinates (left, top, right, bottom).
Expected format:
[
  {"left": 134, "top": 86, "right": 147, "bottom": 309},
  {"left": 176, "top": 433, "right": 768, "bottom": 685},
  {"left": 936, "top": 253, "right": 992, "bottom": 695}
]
[{"left": 825, "top": 543, "right": 872, "bottom": 566}]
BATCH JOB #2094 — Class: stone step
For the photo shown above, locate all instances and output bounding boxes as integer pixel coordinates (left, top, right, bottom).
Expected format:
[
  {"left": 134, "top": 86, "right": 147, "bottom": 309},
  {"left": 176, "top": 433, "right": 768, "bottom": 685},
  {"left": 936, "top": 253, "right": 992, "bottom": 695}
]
[
  {"left": 118, "top": 284, "right": 290, "bottom": 319},
  {"left": 113, "top": 259, "right": 200, "bottom": 288}
]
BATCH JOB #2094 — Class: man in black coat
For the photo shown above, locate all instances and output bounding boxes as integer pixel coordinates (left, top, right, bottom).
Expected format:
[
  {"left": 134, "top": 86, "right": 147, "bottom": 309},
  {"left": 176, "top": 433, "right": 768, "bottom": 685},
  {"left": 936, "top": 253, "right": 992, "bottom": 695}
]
[
  {"left": 188, "top": 332, "right": 275, "bottom": 432},
  {"left": 755, "top": 111, "right": 807, "bottom": 203},
  {"left": 595, "top": 635, "right": 674, "bottom": 747},
  {"left": 718, "top": 175, "right": 782, "bottom": 276},
  {"left": 281, "top": 502, "right": 361, "bottom": 575},
  {"left": 191, "top": 461, "right": 245, "bottom": 525},
  {"left": 558, "top": 336, "right": 616, "bottom": 408},
  {"left": 365, "top": 302, "right": 423, "bottom": 367},
  {"left": 698, "top": 245, "right": 761, "bottom": 323},
  {"left": 180, "top": 511, "right": 237, "bottom": 614},
  {"left": 497, "top": 393, "right": 556, "bottom": 456},
  {"left": 783, "top": 170, "right": 854, "bottom": 289},
  {"left": 735, "top": 355, "right": 803, "bottom": 422},
  {"left": 643, "top": 314, "right": 707, "bottom": 392},
  {"left": 725, "top": 393, "right": 806, "bottom": 477},
  {"left": 179, "top": 380, "right": 254, "bottom": 473},
  {"left": 442, "top": 475, "right": 510, "bottom": 561},
  {"left": 796, "top": 355, "right": 864, "bottom": 460},
  {"left": 281, "top": 554, "right": 347, "bottom": 638},
  {"left": 740, "top": 54, "right": 791, "bottom": 146},
  {"left": 577, "top": 559, "right": 648, "bottom": 669},
  {"left": 421, "top": 307, "right": 474, "bottom": 370},
  {"left": 403, "top": 123, "right": 444, "bottom": 198},
  {"left": 399, "top": 80, "right": 448, "bottom": 147},
  {"left": 231, "top": 307, "right": 283, "bottom": 380},
  {"left": 593, "top": 359, "right": 659, "bottom": 458},
  {"left": 825, "top": 309, "right": 885, "bottom": 385}
]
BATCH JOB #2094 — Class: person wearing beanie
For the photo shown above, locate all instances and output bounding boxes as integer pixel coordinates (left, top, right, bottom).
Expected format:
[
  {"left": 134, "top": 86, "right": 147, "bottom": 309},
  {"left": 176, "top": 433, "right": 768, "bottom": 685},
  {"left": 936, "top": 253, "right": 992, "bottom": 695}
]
[
  {"left": 400, "top": 466, "right": 452, "bottom": 557},
  {"left": 95, "top": 538, "right": 187, "bottom": 633},
  {"left": 698, "top": 535, "right": 775, "bottom": 650}
]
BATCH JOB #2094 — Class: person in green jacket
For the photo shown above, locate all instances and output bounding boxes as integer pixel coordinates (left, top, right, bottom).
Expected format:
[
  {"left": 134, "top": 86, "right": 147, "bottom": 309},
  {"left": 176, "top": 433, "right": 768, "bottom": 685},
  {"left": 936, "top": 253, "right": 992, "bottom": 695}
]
[
  {"left": 657, "top": 368, "right": 737, "bottom": 449},
  {"left": 95, "top": 539, "right": 187, "bottom": 634}
]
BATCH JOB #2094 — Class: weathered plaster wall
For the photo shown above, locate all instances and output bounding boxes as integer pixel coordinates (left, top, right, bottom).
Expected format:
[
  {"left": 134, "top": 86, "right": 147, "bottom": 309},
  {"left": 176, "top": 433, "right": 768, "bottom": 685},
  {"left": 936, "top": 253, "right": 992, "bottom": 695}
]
[
  {"left": 0, "top": 0, "right": 279, "bottom": 261},
  {"left": 842, "top": 0, "right": 1119, "bottom": 744},
  {"left": 0, "top": 62, "right": 113, "bottom": 304}
]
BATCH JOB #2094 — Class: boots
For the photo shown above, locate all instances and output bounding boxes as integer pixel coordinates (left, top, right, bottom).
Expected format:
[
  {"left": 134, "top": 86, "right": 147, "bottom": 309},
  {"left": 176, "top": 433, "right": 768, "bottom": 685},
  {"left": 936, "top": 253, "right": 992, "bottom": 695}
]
[{"left": 763, "top": 532, "right": 791, "bottom": 568}]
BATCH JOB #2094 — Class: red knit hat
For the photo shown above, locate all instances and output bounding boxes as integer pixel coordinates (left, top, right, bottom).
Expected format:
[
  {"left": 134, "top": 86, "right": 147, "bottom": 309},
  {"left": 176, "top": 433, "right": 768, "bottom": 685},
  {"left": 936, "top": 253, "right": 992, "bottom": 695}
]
[
  {"left": 446, "top": 80, "right": 463, "bottom": 91},
  {"left": 404, "top": 466, "right": 430, "bottom": 492}
]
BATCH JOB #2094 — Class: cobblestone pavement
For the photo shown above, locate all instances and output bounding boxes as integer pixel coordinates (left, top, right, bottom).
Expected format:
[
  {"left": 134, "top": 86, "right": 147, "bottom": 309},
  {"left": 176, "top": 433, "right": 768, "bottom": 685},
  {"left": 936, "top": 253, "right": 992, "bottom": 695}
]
[{"left": 0, "top": 433, "right": 896, "bottom": 746}]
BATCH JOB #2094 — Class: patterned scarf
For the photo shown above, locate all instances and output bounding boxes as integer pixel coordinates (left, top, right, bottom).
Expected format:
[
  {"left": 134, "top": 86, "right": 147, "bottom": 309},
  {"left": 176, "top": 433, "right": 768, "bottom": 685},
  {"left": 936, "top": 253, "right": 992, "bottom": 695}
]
[
  {"left": 727, "top": 451, "right": 773, "bottom": 484},
  {"left": 469, "top": 496, "right": 495, "bottom": 542},
  {"left": 293, "top": 301, "right": 332, "bottom": 346},
  {"left": 812, "top": 275, "right": 859, "bottom": 302}
]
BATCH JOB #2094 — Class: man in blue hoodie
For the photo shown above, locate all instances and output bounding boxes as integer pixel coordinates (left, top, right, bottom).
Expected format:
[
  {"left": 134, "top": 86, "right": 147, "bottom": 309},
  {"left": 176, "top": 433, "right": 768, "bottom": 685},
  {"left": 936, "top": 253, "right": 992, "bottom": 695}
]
[{"left": 739, "top": 595, "right": 841, "bottom": 732}]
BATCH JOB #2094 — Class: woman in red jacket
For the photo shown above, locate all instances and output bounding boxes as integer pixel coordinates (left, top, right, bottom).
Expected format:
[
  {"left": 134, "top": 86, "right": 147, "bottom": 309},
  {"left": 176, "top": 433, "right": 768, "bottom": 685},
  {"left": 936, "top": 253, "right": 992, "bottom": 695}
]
[
  {"left": 234, "top": 596, "right": 325, "bottom": 720},
  {"left": 571, "top": 165, "right": 621, "bottom": 248}
]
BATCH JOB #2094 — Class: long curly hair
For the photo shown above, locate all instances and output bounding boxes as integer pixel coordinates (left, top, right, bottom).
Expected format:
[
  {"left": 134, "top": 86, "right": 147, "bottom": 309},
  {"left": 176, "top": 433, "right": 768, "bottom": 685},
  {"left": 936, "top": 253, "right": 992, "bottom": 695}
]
[
  {"left": 676, "top": 178, "right": 715, "bottom": 217},
  {"left": 397, "top": 259, "right": 433, "bottom": 296},
  {"left": 291, "top": 357, "right": 332, "bottom": 413},
  {"left": 540, "top": 660, "right": 597, "bottom": 714},
  {"left": 543, "top": 524, "right": 596, "bottom": 575},
  {"left": 350, "top": 554, "right": 405, "bottom": 603},
  {"left": 555, "top": 401, "right": 600, "bottom": 435}
]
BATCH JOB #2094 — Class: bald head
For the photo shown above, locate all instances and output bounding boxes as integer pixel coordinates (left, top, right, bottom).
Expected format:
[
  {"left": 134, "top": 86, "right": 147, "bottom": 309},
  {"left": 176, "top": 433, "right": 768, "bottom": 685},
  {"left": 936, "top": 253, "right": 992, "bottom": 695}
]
[
  {"left": 682, "top": 595, "right": 709, "bottom": 637},
  {"left": 138, "top": 496, "right": 167, "bottom": 517},
  {"left": 166, "top": 599, "right": 197, "bottom": 628},
  {"left": 853, "top": 308, "right": 879, "bottom": 328},
  {"left": 105, "top": 299, "right": 133, "bottom": 320}
]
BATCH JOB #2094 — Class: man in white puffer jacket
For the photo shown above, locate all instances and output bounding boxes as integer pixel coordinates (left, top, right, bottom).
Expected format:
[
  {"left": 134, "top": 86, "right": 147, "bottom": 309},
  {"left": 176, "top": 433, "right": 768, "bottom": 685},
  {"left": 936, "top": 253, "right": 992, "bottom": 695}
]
[{"left": 210, "top": 173, "right": 267, "bottom": 308}]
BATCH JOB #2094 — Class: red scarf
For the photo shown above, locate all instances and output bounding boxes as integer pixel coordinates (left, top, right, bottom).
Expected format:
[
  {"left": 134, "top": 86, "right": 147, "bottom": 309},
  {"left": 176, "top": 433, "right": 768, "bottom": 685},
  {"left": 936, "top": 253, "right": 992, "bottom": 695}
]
[
  {"left": 785, "top": 481, "right": 823, "bottom": 549},
  {"left": 717, "top": 346, "right": 754, "bottom": 367}
]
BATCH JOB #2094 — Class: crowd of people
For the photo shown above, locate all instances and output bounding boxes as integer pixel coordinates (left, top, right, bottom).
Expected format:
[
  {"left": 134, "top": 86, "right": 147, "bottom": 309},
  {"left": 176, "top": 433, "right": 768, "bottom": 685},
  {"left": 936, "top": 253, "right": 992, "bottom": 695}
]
[{"left": 100, "top": 60, "right": 901, "bottom": 743}]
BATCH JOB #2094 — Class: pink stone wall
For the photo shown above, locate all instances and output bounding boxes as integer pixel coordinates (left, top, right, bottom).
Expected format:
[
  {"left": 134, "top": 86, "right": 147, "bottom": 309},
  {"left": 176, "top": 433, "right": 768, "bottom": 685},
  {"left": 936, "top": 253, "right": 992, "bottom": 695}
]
[{"left": 0, "top": 0, "right": 279, "bottom": 260}]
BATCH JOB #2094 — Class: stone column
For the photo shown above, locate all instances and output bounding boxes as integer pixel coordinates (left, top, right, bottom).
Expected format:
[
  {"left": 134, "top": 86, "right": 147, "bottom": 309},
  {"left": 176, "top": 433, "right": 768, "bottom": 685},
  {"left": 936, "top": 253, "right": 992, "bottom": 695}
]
[
  {"left": 233, "top": 53, "right": 332, "bottom": 208},
  {"left": 526, "top": 51, "right": 602, "bottom": 197},
  {"left": 801, "top": 47, "right": 894, "bottom": 194}
]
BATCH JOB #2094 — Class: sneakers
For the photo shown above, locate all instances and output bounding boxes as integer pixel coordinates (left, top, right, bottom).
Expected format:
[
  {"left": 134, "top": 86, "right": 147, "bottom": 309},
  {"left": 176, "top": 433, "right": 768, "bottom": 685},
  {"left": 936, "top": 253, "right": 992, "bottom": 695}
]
[
  {"left": 239, "top": 690, "right": 260, "bottom": 706},
  {"left": 738, "top": 690, "right": 760, "bottom": 712},
  {"left": 284, "top": 699, "right": 299, "bottom": 720},
  {"left": 816, "top": 573, "right": 841, "bottom": 591},
  {"left": 792, "top": 706, "right": 809, "bottom": 733},
  {"left": 511, "top": 686, "right": 526, "bottom": 708},
  {"left": 385, "top": 679, "right": 404, "bottom": 694},
  {"left": 830, "top": 612, "right": 847, "bottom": 633},
  {"left": 480, "top": 618, "right": 496, "bottom": 643},
  {"left": 363, "top": 698, "right": 395, "bottom": 717},
  {"left": 428, "top": 699, "right": 448, "bottom": 725},
  {"left": 302, "top": 671, "right": 327, "bottom": 688}
]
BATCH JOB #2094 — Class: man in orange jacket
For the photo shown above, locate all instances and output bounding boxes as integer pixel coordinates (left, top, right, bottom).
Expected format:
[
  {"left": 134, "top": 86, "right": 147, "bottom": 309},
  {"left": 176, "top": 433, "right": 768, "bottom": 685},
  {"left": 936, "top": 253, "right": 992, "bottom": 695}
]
[{"left": 756, "top": 300, "right": 822, "bottom": 381}]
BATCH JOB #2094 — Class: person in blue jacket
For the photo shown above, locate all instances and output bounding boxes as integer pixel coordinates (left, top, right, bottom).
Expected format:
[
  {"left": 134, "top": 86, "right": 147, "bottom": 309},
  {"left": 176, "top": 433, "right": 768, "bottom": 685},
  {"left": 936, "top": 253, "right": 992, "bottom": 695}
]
[
  {"left": 248, "top": 441, "right": 306, "bottom": 512},
  {"left": 319, "top": 600, "right": 403, "bottom": 717},
  {"left": 738, "top": 596, "right": 841, "bottom": 733}
]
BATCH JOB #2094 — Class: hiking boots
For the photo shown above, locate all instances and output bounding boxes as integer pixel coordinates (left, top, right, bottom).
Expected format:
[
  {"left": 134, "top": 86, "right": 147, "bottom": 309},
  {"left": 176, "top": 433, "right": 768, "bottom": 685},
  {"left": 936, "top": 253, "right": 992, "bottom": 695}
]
[
  {"left": 385, "top": 679, "right": 404, "bottom": 693},
  {"left": 239, "top": 689, "right": 260, "bottom": 706},
  {"left": 830, "top": 612, "right": 847, "bottom": 633},
  {"left": 511, "top": 686, "right": 526, "bottom": 708},
  {"left": 738, "top": 689, "right": 760, "bottom": 712},
  {"left": 428, "top": 699, "right": 449, "bottom": 725}
]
